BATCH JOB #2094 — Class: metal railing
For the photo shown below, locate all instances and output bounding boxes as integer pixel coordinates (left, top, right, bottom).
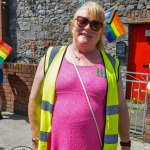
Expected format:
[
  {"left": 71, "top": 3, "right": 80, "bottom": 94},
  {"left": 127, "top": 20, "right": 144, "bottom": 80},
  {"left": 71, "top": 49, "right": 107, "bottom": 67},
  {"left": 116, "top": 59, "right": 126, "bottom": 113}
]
[{"left": 121, "top": 71, "right": 149, "bottom": 135}]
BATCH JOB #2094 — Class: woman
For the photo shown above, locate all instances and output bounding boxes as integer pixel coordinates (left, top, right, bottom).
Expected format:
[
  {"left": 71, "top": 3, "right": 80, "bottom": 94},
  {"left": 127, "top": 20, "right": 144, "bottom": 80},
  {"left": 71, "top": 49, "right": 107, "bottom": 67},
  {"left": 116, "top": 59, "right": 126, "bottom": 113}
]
[
  {"left": 28, "top": 1, "right": 130, "bottom": 150},
  {"left": 147, "top": 81, "right": 150, "bottom": 94}
]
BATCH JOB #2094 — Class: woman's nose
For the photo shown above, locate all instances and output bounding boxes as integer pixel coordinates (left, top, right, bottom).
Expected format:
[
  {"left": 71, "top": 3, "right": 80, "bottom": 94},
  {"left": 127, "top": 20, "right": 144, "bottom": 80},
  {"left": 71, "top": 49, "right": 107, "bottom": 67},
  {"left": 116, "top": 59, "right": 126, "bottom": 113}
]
[{"left": 84, "top": 23, "right": 91, "bottom": 30}]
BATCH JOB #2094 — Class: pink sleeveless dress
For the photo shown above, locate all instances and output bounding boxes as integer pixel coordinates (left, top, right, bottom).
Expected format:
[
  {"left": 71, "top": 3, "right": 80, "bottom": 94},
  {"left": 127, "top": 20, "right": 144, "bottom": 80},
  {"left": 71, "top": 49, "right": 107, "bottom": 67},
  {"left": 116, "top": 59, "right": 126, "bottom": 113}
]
[{"left": 48, "top": 58, "right": 107, "bottom": 150}]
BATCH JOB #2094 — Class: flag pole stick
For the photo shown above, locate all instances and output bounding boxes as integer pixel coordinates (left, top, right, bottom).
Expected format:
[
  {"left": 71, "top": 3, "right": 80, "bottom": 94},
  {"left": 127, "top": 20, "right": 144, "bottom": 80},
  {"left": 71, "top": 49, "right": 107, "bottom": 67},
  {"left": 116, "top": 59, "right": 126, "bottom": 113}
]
[{"left": 104, "top": 2, "right": 120, "bottom": 13}]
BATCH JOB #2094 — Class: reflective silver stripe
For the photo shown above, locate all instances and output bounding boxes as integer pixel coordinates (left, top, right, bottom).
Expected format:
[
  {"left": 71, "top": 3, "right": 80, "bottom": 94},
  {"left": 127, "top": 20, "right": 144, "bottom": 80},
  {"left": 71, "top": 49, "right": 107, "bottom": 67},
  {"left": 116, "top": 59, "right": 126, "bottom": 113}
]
[
  {"left": 104, "top": 134, "right": 118, "bottom": 144},
  {"left": 106, "top": 105, "right": 119, "bottom": 115},
  {"left": 42, "top": 100, "right": 54, "bottom": 113},
  {"left": 40, "top": 131, "right": 49, "bottom": 142}
]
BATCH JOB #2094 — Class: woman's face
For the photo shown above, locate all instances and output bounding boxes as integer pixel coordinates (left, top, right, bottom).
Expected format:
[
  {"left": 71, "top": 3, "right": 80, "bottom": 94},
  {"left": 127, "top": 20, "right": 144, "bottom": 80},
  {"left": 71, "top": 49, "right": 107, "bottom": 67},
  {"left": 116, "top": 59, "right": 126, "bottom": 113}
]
[{"left": 72, "top": 9, "right": 103, "bottom": 50}]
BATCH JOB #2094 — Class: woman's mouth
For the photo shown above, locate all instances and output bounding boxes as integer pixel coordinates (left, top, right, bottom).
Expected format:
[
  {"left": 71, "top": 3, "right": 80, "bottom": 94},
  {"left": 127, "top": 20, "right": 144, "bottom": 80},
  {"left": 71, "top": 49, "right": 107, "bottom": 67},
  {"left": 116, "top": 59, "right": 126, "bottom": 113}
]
[{"left": 80, "top": 33, "right": 92, "bottom": 38}]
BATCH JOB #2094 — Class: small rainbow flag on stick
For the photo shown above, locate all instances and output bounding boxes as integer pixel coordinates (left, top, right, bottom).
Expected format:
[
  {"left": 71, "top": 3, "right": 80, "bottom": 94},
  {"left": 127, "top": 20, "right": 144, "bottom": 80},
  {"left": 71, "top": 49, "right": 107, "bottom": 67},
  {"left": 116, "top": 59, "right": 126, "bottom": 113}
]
[
  {"left": 105, "top": 7, "right": 126, "bottom": 43},
  {"left": 0, "top": 40, "right": 13, "bottom": 66}
]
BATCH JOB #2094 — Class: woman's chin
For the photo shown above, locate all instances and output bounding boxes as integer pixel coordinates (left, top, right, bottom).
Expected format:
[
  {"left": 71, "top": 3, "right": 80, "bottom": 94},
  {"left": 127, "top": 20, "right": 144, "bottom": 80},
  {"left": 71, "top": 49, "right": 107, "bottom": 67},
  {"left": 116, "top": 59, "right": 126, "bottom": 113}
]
[
  {"left": 77, "top": 36, "right": 90, "bottom": 44},
  {"left": 78, "top": 39, "right": 90, "bottom": 46}
]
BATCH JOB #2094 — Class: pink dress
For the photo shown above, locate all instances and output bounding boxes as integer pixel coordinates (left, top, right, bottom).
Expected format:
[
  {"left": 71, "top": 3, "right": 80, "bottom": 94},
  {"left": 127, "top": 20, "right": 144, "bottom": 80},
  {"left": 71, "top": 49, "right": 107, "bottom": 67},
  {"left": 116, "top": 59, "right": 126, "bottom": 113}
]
[{"left": 49, "top": 58, "right": 107, "bottom": 150}]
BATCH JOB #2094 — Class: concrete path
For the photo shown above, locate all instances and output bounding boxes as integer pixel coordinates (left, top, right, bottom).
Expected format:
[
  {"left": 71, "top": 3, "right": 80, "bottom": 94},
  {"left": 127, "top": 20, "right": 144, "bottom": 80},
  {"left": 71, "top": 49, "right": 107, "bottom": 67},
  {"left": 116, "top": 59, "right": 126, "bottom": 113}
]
[
  {"left": 0, "top": 112, "right": 32, "bottom": 150},
  {"left": 0, "top": 112, "right": 150, "bottom": 150}
]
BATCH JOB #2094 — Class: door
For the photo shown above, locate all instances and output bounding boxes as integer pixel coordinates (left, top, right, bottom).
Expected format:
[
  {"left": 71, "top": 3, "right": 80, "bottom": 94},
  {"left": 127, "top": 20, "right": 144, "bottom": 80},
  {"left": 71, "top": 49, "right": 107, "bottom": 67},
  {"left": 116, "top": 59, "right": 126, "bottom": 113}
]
[{"left": 127, "top": 24, "right": 150, "bottom": 102}]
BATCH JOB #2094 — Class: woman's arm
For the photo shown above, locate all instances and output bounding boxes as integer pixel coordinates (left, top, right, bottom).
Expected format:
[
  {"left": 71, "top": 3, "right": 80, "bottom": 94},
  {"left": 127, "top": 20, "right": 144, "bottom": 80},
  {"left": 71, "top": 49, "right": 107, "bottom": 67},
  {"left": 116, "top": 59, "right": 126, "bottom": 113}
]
[
  {"left": 147, "top": 81, "right": 150, "bottom": 94},
  {"left": 28, "top": 56, "right": 45, "bottom": 150},
  {"left": 118, "top": 68, "right": 130, "bottom": 150}
]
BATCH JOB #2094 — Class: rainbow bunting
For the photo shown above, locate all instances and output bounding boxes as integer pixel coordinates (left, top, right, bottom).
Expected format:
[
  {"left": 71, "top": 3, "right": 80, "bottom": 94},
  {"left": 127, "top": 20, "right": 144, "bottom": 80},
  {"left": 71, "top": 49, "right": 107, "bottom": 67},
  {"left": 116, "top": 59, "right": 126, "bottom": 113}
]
[
  {"left": 0, "top": 40, "right": 13, "bottom": 66},
  {"left": 105, "top": 7, "right": 126, "bottom": 43}
]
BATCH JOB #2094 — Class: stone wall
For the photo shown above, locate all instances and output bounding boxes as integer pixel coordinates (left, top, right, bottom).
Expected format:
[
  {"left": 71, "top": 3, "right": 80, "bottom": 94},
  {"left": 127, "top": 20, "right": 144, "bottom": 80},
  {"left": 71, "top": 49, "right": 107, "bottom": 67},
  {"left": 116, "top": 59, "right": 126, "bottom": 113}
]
[{"left": 7, "top": 0, "right": 150, "bottom": 64}]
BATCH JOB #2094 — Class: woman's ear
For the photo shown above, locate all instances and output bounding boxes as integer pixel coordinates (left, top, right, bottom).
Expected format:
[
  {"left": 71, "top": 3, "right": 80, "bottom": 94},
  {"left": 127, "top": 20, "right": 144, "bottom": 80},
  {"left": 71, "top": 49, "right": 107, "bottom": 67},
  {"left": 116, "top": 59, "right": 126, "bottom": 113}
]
[
  {"left": 70, "top": 19, "right": 74, "bottom": 30},
  {"left": 70, "top": 19, "right": 75, "bottom": 34}
]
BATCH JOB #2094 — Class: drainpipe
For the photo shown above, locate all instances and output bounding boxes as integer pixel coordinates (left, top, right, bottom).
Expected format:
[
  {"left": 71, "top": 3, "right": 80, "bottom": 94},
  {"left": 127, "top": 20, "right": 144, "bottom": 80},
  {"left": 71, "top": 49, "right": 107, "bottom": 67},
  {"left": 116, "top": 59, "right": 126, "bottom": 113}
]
[{"left": 0, "top": 0, "right": 2, "bottom": 39}]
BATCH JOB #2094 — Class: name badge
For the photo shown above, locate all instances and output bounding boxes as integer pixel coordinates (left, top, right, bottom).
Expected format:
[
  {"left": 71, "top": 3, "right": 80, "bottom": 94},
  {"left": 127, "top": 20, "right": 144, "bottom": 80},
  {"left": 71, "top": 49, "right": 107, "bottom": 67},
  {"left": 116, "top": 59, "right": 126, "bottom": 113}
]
[{"left": 96, "top": 68, "right": 106, "bottom": 78}]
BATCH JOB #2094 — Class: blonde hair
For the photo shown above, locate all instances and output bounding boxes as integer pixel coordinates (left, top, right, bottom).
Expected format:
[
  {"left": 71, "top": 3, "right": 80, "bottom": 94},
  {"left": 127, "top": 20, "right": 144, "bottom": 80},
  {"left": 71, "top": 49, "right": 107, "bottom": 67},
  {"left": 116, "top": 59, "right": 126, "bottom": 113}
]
[{"left": 71, "top": 1, "right": 106, "bottom": 51}]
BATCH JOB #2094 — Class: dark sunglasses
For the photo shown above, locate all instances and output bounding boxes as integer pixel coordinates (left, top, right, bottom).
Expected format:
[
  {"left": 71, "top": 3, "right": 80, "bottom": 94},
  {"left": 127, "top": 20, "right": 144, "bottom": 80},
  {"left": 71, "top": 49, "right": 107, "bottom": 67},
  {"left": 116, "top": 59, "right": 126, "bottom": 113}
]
[{"left": 76, "top": 16, "right": 103, "bottom": 31}]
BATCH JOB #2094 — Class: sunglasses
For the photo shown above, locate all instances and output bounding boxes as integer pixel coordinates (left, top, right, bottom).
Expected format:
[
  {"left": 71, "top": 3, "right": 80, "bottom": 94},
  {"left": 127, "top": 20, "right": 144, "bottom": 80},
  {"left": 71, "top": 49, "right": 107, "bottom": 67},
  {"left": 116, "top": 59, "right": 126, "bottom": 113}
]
[{"left": 76, "top": 16, "right": 103, "bottom": 31}]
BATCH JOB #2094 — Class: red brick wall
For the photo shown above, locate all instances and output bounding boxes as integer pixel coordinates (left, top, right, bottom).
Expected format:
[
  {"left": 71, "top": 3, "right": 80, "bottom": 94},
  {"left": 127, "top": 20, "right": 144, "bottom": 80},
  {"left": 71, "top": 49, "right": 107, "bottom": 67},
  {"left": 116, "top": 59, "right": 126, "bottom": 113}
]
[
  {"left": 144, "top": 94, "right": 150, "bottom": 142},
  {"left": 1, "top": 62, "right": 37, "bottom": 116}
]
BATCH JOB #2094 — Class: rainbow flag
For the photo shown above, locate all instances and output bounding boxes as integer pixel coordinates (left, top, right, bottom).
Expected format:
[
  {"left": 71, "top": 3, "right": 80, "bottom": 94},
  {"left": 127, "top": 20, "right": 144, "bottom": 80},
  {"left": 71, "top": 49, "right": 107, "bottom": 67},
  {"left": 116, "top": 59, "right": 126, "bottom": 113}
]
[
  {"left": 105, "top": 7, "right": 126, "bottom": 43},
  {"left": 0, "top": 40, "right": 13, "bottom": 66}
]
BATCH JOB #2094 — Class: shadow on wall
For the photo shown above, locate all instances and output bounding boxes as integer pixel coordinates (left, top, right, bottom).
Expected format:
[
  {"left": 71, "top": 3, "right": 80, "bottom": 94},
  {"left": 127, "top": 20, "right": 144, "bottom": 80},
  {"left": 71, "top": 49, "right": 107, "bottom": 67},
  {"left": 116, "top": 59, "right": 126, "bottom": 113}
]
[
  {"left": 1, "top": 82, "right": 29, "bottom": 122},
  {"left": 1, "top": 85, "right": 6, "bottom": 111},
  {"left": 7, "top": 74, "right": 30, "bottom": 116}
]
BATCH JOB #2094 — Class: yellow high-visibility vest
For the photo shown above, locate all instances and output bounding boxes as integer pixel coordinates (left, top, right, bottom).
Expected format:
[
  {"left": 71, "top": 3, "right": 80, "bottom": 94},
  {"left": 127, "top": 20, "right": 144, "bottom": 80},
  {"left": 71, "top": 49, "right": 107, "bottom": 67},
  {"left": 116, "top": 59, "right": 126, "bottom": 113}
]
[{"left": 38, "top": 46, "right": 119, "bottom": 150}]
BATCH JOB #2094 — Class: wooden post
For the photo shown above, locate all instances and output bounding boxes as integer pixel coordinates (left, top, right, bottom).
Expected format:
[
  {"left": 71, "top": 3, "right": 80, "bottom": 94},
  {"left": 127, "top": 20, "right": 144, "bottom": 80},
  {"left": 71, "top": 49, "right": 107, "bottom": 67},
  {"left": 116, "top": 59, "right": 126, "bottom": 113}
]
[{"left": 0, "top": 0, "right": 2, "bottom": 39}]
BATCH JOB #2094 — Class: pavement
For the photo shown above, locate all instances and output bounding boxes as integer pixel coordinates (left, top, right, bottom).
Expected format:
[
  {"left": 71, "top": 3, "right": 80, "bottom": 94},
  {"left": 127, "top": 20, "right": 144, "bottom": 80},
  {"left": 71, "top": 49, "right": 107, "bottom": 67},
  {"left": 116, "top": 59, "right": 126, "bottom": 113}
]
[
  {"left": 0, "top": 112, "right": 32, "bottom": 150},
  {"left": 0, "top": 112, "right": 150, "bottom": 150}
]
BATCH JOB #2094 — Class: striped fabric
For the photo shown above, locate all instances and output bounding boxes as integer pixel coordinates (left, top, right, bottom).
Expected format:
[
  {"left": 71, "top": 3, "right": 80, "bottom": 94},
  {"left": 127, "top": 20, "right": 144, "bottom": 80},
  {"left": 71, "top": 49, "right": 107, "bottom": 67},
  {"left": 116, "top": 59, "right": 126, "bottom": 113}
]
[
  {"left": 0, "top": 40, "right": 13, "bottom": 66},
  {"left": 105, "top": 7, "right": 126, "bottom": 43}
]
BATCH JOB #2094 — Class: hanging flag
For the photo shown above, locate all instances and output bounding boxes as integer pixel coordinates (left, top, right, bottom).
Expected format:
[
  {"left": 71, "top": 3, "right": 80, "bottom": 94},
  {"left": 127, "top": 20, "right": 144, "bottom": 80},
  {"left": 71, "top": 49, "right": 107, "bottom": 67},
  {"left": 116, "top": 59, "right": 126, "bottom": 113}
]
[
  {"left": 82, "top": 0, "right": 85, "bottom": 6},
  {"left": 105, "top": 7, "right": 126, "bottom": 43},
  {"left": 0, "top": 40, "right": 13, "bottom": 66}
]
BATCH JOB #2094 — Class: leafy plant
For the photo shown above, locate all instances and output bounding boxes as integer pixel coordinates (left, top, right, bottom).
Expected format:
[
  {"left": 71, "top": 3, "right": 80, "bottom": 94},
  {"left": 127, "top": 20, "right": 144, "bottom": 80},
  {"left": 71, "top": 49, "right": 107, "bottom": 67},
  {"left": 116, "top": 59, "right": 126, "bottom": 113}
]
[
  {"left": 126, "top": 98, "right": 145, "bottom": 111},
  {"left": 126, "top": 98, "right": 144, "bottom": 104}
]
